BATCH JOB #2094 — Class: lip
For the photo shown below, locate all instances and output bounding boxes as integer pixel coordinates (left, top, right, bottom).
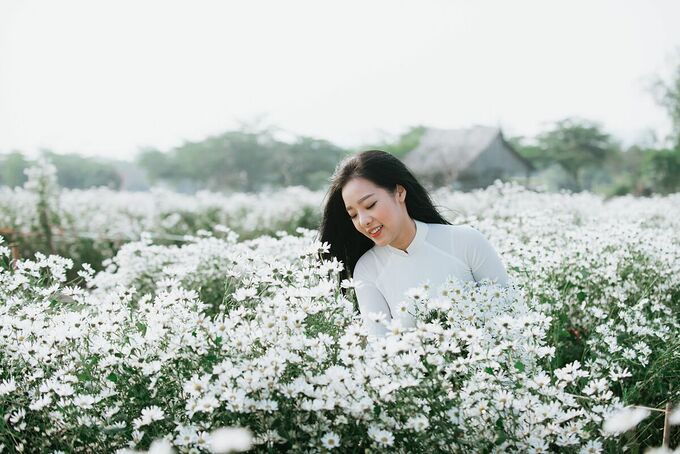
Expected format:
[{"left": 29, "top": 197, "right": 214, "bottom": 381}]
[{"left": 368, "top": 225, "right": 383, "bottom": 238}]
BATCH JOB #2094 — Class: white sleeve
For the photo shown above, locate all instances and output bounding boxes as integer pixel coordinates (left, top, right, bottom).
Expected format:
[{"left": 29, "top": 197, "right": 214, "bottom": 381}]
[
  {"left": 461, "top": 227, "right": 509, "bottom": 285},
  {"left": 353, "top": 258, "right": 391, "bottom": 337}
]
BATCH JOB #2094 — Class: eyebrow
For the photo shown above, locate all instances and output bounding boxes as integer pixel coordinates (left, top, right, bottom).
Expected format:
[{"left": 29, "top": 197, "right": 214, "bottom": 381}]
[{"left": 345, "top": 193, "right": 374, "bottom": 211}]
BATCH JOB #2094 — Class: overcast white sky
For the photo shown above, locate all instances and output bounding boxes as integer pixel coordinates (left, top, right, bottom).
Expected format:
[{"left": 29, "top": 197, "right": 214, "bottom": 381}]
[{"left": 1, "top": 0, "right": 679, "bottom": 161}]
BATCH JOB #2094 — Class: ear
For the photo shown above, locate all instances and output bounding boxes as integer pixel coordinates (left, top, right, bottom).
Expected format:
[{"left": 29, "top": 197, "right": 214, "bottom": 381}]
[{"left": 396, "top": 184, "right": 406, "bottom": 202}]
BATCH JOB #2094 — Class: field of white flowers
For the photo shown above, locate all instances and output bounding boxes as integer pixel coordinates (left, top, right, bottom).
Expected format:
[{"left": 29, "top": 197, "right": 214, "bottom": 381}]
[
  {"left": 0, "top": 162, "right": 323, "bottom": 273},
  {"left": 1, "top": 162, "right": 679, "bottom": 453}
]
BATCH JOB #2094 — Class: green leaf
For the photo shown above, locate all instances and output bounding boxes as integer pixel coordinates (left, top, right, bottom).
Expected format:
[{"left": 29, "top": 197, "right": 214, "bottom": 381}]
[
  {"left": 77, "top": 371, "right": 91, "bottom": 382},
  {"left": 514, "top": 361, "right": 525, "bottom": 372},
  {"left": 495, "top": 417, "right": 507, "bottom": 445}
]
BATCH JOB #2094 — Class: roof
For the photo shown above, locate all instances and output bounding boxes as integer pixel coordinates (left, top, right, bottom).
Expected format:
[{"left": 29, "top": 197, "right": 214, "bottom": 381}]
[{"left": 403, "top": 126, "right": 502, "bottom": 177}]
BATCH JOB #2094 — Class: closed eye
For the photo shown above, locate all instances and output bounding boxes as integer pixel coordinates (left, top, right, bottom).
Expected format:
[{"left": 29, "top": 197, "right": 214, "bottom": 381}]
[{"left": 349, "top": 202, "right": 376, "bottom": 219}]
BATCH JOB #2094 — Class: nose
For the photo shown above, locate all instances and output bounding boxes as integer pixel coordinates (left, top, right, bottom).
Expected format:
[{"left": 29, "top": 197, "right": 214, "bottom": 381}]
[{"left": 358, "top": 211, "right": 372, "bottom": 227}]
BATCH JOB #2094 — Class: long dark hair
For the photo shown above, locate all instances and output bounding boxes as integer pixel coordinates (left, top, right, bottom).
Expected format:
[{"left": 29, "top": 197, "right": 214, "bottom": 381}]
[{"left": 317, "top": 150, "right": 451, "bottom": 285}]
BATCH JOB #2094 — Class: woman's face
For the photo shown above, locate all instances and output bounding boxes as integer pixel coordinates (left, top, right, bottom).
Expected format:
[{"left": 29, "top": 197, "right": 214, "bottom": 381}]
[{"left": 341, "top": 177, "right": 411, "bottom": 248}]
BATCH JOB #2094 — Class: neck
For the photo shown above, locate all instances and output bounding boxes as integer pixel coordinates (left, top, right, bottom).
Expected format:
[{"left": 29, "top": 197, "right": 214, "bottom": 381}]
[{"left": 392, "top": 218, "right": 417, "bottom": 253}]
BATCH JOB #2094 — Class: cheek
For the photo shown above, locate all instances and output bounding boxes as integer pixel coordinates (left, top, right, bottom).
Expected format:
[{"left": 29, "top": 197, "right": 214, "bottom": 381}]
[
  {"left": 350, "top": 217, "right": 362, "bottom": 230},
  {"left": 377, "top": 203, "right": 395, "bottom": 221}
]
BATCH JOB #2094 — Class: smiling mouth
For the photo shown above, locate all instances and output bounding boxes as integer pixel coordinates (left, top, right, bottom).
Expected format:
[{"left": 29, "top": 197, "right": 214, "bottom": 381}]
[{"left": 368, "top": 225, "right": 383, "bottom": 237}]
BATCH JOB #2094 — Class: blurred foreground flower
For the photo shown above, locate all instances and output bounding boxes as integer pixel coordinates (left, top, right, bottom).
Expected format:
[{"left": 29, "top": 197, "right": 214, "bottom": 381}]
[
  {"left": 603, "top": 407, "right": 651, "bottom": 434},
  {"left": 148, "top": 439, "right": 175, "bottom": 454},
  {"left": 643, "top": 447, "right": 680, "bottom": 454},
  {"left": 670, "top": 406, "right": 680, "bottom": 426},
  {"left": 116, "top": 438, "right": 175, "bottom": 454},
  {"left": 209, "top": 427, "right": 253, "bottom": 453}
]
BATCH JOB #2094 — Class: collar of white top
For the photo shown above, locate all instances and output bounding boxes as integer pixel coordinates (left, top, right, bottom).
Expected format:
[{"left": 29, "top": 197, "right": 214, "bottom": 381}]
[{"left": 384, "top": 219, "right": 429, "bottom": 257}]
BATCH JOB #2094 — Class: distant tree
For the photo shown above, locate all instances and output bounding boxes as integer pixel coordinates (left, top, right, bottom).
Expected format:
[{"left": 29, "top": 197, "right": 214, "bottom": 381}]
[
  {"left": 110, "top": 160, "right": 150, "bottom": 191},
  {"left": 223, "top": 129, "right": 281, "bottom": 192},
  {"left": 0, "top": 151, "right": 30, "bottom": 187},
  {"left": 653, "top": 49, "right": 680, "bottom": 147},
  {"left": 602, "top": 146, "right": 653, "bottom": 196},
  {"left": 644, "top": 148, "right": 680, "bottom": 194},
  {"left": 136, "top": 147, "right": 177, "bottom": 183},
  {"left": 276, "top": 137, "right": 349, "bottom": 189},
  {"left": 182, "top": 129, "right": 283, "bottom": 192},
  {"left": 41, "top": 150, "right": 122, "bottom": 189},
  {"left": 535, "top": 118, "right": 619, "bottom": 190},
  {"left": 171, "top": 136, "right": 240, "bottom": 190},
  {"left": 367, "top": 125, "right": 427, "bottom": 159},
  {"left": 136, "top": 127, "right": 350, "bottom": 192},
  {"left": 507, "top": 136, "right": 552, "bottom": 170}
]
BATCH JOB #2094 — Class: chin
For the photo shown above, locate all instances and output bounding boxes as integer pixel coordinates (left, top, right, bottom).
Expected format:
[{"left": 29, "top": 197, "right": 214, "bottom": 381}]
[{"left": 374, "top": 235, "right": 389, "bottom": 245}]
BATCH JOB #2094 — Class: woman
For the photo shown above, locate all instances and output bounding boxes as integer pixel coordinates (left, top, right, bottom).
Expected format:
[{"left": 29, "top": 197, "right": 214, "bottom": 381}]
[{"left": 318, "top": 150, "right": 508, "bottom": 336}]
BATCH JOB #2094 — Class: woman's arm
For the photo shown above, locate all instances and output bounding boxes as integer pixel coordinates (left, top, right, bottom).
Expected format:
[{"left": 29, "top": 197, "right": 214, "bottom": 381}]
[
  {"left": 353, "top": 260, "right": 391, "bottom": 336},
  {"left": 462, "top": 227, "right": 509, "bottom": 285}
]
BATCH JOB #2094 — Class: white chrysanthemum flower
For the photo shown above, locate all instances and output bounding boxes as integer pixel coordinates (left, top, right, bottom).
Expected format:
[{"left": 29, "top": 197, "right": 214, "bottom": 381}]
[
  {"left": 29, "top": 395, "right": 52, "bottom": 411},
  {"left": 367, "top": 426, "right": 394, "bottom": 447},
  {"left": 367, "top": 311, "right": 388, "bottom": 325},
  {"left": 386, "top": 319, "right": 405, "bottom": 336},
  {"left": 405, "top": 415, "right": 430, "bottom": 432},
  {"left": 320, "top": 431, "right": 340, "bottom": 449},
  {"left": 528, "top": 371, "right": 551, "bottom": 390},
  {"left": 195, "top": 395, "right": 220, "bottom": 414},
  {"left": 579, "top": 439, "right": 603, "bottom": 453},
  {"left": 174, "top": 425, "right": 199, "bottom": 447},
  {"left": 340, "top": 278, "right": 362, "bottom": 289},
  {"left": 602, "top": 407, "right": 650, "bottom": 434},
  {"left": 9, "top": 408, "right": 25, "bottom": 424},
  {"left": 208, "top": 427, "right": 253, "bottom": 453},
  {"left": 184, "top": 375, "right": 211, "bottom": 397},
  {"left": 493, "top": 390, "right": 514, "bottom": 410},
  {"left": 0, "top": 378, "right": 17, "bottom": 396},
  {"left": 669, "top": 406, "right": 680, "bottom": 426},
  {"left": 405, "top": 286, "right": 428, "bottom": 302},
  {"left": 73, "top": 394, "right": 96, "bottom": 410},
  {"left": 233, "top": 287, "right": 257, "bottom": 302},
  {"left": 458, "top": 325, "right": 482, "bottom": 344},
  {"left": 54, "top": 383, "right": 75, "bottom": 397},
  {"left": 136, "top": 405, "right": 165, "bottom": 428}
]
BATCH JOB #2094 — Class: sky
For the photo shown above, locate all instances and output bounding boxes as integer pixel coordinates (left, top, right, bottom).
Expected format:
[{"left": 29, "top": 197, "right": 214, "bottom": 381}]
[{"left": 1, "top": 0, "right": 679, "bottom": 161}]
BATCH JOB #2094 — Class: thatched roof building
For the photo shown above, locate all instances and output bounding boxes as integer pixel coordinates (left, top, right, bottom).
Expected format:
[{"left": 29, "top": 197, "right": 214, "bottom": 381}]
[{"left": 403, "top": 126, "right": 533, "bottom": 189}]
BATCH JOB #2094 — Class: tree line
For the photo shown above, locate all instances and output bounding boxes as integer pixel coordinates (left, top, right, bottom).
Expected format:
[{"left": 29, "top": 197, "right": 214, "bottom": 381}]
[
  {"left": 508, "top": 118, "right": 680, "bottom": 196},
  {"left": 135, "top": 131, "right": 348, "bottom": 192},
  {"left": 1, "top": 119, "right": 679, "bottom": 196}
]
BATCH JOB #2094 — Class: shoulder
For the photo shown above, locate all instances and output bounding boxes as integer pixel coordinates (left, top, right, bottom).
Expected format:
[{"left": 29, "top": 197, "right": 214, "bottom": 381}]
[
  {"left": 354, "top": 247, "right": 379, "bottom": 279},
  {"left": 417, "top": 222, "right": 483, "bottom": 252},
  {"left": 421, "top": 222, "right": 479, "bottom": 236},
  {"left": 426, "top": 223, "right": 483, "bottom": 241},
  {"left": 444, "top": 224, "right": 491, "bottom": 249},
  {"left": 447, "top": 224, "right": 484, "bottom": 238}
]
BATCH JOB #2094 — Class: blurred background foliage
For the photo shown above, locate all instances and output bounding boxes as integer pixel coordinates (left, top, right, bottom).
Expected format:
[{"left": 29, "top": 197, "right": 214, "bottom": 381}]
[{"left": 2, "top": 54, "right": 680, "bottom": 197}]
